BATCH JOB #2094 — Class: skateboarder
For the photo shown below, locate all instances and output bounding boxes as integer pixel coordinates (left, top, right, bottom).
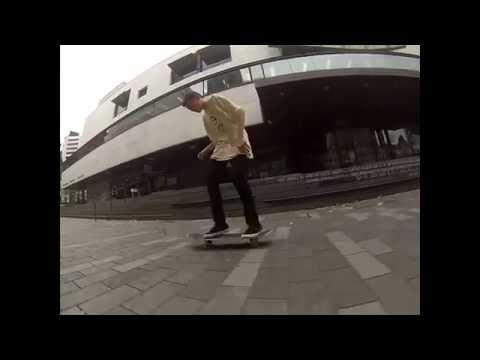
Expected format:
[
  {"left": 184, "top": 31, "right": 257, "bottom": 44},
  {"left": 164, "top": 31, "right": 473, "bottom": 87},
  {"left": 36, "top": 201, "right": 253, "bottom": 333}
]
[{"left": 182, "top": 91, "right": 263, "bottom": 239}]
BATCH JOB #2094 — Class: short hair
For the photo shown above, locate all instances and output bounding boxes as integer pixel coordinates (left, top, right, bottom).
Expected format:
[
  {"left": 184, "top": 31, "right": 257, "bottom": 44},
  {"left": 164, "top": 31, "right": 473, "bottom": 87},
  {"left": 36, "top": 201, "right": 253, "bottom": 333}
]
[{"left": 182, "top": 91, "right": 202, "bottom": 107}]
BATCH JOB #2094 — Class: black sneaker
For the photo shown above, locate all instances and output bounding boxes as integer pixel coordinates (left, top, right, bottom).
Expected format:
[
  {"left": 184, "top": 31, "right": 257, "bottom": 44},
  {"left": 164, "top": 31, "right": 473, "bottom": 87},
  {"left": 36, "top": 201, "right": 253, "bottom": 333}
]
[
  {"left": 203, "top": 224, "right": 229, "bottom": 239},
  {"left": 241, "top": 224, "right": 263, "bottom": 238}
]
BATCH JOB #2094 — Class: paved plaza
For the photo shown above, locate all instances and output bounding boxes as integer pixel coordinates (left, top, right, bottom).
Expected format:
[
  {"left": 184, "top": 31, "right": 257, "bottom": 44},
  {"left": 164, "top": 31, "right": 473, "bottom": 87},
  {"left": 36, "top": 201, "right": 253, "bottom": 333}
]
[{"left": 60, "top": 190, "right": 420, "bottom": 315}]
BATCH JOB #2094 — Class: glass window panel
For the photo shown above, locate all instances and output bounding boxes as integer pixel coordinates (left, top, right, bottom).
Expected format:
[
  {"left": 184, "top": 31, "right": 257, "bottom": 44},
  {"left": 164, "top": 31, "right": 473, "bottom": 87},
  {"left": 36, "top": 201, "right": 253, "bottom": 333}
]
[
  {"left": 204, "top": 69, "right": 248, "bottom": 95},
  {"left": 240, "top": 68, "right": 251, "bottom": 83},
  {"left": 289, "top": 57, "right": 319, "bottom": 73},
  {"left": 262, "top": 60, "right": 292, "bottom": 78},
  {"left": 250, "top": 65, "right": 264, "bottom": 80},
  {"left": 189, "top": 82, "right": 203, "bottom": 96}
]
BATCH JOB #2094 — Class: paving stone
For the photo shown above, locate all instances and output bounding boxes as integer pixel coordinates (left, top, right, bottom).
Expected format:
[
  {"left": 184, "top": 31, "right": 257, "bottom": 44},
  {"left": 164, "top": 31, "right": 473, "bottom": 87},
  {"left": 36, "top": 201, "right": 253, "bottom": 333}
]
[
  {"left": 222, "top": 262, "right": 261, "bottom": 287},
  {"left": 165, "top": 264, "right": 206, "bottom": 285},
  {"left": 345, "top": 213, "right": 371, "bottom": 222},
  {"left": 74, "top": 270, "right": 119, "bottom": 288},
  {"left": 179, "top": 270, "right": 229, "bottom": 301},
  {"left": 61, "top": 272, "right": 84, "bottom": 283},
  {"left": 91, "top": 255, "right": 123, "bottom": 266},
  {"left": 325, "top": 231, "right": 364, "bottom": 256},
  {"left": 321, "top": 267, "right": 378, "bottom": 310},
  {"left": 205, "top": 254, "right": 243, "bottom": 272},
  {"left": 60, "top": 283, "right": 111, "bottom": 311},
  {"left": 338, "top": 301, "right": 387, "bottom": 315},
  {"left": 128, "top": 268, "right": 176, "bottom": 290},
  {"left": 260, "top": 250, "right": 289, "bottom": 269},
  {"left": 271, "top": 226, "right": 291, "bottom": 240},
  {"left": 102, "top": 268, "right": 151, "bottom": 289},
  {"left": 288, "top": 246, "right": 313, "bottom": 258},
  {"left": 240, "top": 249, "right": 268, "bottom": 263},
  {"left": 80, "top": 285, "right": 140, "bottom": 315},
  {"left": 376, "top": 252, "right": 420, "bottom": 280},
  {"left": 60, "top": 262, "right": 93, "bottom": 275},
  {"left": 141, "top": 238, "right": 168, "bottom": 246},
  {"left": 140, "top": 256, "right": 185, "bottom": 271},
  {"left": 379, "top": 212, "right": 413, "bottom": 221},
  {"left": 357, "top": 239, "right": 393, "bottom": 255},
  {"left": 80, "top": 263, "right": 118, "bottom": 275},
  {"left": 124, "top": 282, "right": 183, "bottom": 314},
  {"left": 248, "top": 267, "right": 288, "bottom": 299},
  {"left": 312, "top": 249, "right": 350, "bottom": 272},
  {"left": 200, "top": 286, "right": 250, "bottom": 315},
  {"left": 366, "top": 274, "right": 420, "bottom": 315},
  {"left": 288, "top": 278, "right": 335, "bottom": 315},
  {"left": 61, "top": 281, "right": 80, "bottom": 295},
  {"left": 60, "top": 306, "right": 86, "bottom": 315},
  {"left": 102, "top": 306, "right": 137, "bottom": 315},
  {"left": 153, "top": 296, "right": 206, "bottom": 315},
  {"left": 288, "top": 257, "right": 324, "bottom": 283},
  {"left": 243, "top": 299, "right": 288, "bottom": 315},
  {"left": 345, "top": 252, "right": 391, "bottom": 279},
  {"left": 113, "top": 259, "right": 150, "bottom": 273},
  {"left": 61, "top": 256, "right": 95, "bottom": 268}
]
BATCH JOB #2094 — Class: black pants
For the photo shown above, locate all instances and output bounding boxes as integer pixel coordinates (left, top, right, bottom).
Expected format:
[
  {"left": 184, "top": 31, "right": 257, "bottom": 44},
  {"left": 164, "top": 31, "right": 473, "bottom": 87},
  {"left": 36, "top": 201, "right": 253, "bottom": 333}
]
[{"left": 206, "top": 155, "right": 260, "bottom": 227}]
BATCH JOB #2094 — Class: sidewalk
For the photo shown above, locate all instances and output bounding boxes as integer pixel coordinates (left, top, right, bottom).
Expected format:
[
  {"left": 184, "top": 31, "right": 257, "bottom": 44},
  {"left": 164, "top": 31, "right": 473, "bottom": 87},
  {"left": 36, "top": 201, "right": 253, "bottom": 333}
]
[{"left": 60, "top": 189, "right": 420, "bottom": 315}]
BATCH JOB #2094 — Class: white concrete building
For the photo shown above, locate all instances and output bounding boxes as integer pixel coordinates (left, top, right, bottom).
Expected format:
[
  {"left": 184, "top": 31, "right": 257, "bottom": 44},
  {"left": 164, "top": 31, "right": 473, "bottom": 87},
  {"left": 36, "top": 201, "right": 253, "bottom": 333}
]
[
  {"left": 61, "top": 131, "right": 80, "bottom": 162},
  {"left": 61, "top": 45, "right": 420, "bottom": 201}
]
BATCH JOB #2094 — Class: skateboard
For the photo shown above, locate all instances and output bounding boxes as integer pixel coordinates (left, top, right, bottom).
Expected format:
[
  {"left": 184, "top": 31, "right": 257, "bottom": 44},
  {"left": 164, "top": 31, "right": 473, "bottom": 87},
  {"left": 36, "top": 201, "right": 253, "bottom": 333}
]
[{"left": 189, "top": 228, "right": 271, "bottom": 248}]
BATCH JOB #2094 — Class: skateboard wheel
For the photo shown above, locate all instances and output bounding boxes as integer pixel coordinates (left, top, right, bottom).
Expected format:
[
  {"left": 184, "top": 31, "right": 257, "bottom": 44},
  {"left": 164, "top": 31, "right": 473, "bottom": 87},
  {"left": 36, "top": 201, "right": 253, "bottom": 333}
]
[{"left": 249, "top": 238, "right": 259, "bottom": 247}]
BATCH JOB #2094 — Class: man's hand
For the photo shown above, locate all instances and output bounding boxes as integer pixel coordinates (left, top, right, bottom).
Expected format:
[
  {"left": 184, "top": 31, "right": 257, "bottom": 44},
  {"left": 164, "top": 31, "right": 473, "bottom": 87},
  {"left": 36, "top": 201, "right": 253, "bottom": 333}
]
[
  {"left": 238, "top": 142, "right": 249, "bottom": 154},
  {"left": 197, "top": 150, "right": 208, "bottom": 160},
  {"left": 197, "top": 142, "right": 215, "bottom": 160}
]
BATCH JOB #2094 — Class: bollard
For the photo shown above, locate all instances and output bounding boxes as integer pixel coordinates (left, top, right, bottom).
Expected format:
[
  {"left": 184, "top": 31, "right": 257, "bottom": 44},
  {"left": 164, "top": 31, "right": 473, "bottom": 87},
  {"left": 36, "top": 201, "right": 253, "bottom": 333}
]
[{"left": 93, "top": 200, "right": 97, "bottom": 222}]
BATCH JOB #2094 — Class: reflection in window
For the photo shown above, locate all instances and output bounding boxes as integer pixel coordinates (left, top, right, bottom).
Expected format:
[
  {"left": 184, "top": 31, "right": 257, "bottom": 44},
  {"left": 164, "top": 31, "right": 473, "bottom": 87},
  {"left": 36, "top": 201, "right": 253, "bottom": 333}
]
[
  {"left": 138, "top": 86, "right": 148, "bottom": 98},
  {"left": 199, "top": 45, "right": 231, "bottom": 71},
  {"left": 319, "top": 132, "right": 340, "bottom": 170},
  {"left": 289, "top": 57, "right": 319, "bottom": 73},
  {"left": 262, "top": 60, "right": 292, "bottom": 78},
  {"left": 112, "top": 90, "right": 130, "bottom": 117},
  {"left": 240, "top": 68, "right": 251, "bottom": 83},
  {"left": 204, "top": 68, "right": 251, "bottom": 95},
  {"left": 250, "top": 65, "right": 264, "bottom": 80},
  {"left": 387, "top": 128, "right": 418, "bottom": 158}
]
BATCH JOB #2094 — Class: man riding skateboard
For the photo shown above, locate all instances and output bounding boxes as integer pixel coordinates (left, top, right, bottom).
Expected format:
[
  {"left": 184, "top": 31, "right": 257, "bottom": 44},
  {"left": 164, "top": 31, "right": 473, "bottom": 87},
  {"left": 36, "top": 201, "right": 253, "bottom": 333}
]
[{"left": 182, "top": 91, "right": 263, "bottom": 239}]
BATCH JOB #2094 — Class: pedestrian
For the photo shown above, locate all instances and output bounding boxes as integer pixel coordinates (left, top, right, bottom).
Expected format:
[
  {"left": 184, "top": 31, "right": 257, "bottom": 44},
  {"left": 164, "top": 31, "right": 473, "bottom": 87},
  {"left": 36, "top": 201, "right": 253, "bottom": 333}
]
[{"left": 182, "top": 91, "right": 263, "bottom": 239}]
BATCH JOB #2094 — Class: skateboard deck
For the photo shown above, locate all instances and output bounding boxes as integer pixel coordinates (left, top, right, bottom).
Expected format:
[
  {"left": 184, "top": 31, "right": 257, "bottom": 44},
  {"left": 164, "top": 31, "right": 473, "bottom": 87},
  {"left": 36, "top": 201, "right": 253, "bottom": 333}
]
[{"left": 189, "top": 228, "right": 271, "bottom": 248}]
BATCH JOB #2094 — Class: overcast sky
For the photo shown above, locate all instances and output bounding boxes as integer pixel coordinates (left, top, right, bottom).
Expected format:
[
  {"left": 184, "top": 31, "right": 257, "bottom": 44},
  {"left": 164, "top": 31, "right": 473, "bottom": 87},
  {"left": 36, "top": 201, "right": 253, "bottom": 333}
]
[{"left": 60, "top": 45, "right": 193, "bottom": 148}]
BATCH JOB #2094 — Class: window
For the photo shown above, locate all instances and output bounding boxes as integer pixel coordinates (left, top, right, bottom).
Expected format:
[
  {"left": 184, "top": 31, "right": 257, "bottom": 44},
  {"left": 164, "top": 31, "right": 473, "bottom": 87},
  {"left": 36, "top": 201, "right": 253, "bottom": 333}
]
[
  {"left": 203, "top": 68, "right": 251, "bottom": 95},
  {"left": 169, "top": 53, "right": 199, "bottom": 84},
  {"left": 387, "top": 129, "right": 415, "bottom": 158},
  {"left": 112, "top": 90, "right": 130, "bottom": 117},
  {"left": 198, "top": 45, "right": 231, "bottom": 71},
  {"left": 250, "top": 65, "right": 264, "bottom": 80},
  {"left": 262, "top": 60, "right": 292, "bottom": 78},
  {"left": 289, "top": 57, "right": 321, "bottom": 73},
  {"left": 169, "top": 46, "right": 232, "bottom": 84},
  {"left": 138, "top": 86, "right": 148, "bottom": 98}
]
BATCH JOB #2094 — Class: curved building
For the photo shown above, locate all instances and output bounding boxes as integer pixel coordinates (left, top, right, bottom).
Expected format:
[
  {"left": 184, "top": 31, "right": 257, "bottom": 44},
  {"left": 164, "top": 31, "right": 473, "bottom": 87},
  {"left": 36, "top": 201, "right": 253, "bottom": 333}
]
[{"left": 61, "top": 45, "right": 420, "bottom": 202}]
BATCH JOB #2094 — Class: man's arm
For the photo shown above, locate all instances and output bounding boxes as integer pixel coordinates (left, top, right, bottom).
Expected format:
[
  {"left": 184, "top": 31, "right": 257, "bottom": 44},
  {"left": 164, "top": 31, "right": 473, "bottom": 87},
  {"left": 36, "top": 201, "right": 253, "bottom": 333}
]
[{"left": 198, "top": 142, "right": 215, "bottom": 160}]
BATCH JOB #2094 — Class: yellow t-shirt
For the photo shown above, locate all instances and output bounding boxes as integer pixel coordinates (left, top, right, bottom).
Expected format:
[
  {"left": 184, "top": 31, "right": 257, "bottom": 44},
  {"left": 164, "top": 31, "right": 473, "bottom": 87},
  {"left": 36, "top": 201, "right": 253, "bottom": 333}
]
[{"left": 203, "top": 94, "right": 254, "bottom": 161}]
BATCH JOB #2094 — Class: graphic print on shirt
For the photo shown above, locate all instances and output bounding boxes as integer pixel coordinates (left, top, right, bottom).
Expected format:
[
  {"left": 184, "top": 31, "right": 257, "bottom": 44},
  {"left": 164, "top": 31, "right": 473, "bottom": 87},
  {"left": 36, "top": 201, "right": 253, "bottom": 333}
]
[{"left": 210, "top": 115, "right": 225, "bottom": 133}]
